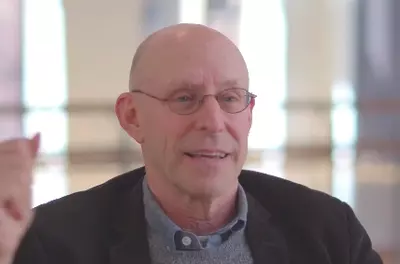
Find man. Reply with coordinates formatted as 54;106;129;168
0;24;382;264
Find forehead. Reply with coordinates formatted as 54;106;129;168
139;35;249;93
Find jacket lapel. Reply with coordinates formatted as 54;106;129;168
245;192;290;264
109;175;152;264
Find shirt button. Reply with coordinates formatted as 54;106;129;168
181;236;192;246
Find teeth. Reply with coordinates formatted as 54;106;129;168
186;152;228;158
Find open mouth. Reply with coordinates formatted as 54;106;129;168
184;152;229;159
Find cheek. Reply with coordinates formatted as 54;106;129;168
141;114;165;146
228;115;252;144
144;115;183;152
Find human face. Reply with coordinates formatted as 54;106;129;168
118;30;254;199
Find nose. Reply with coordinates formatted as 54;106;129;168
194;96;225;132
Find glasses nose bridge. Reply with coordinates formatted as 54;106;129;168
199;93;219;104
197;93;222;111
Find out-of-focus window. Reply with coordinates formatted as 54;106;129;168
0;0;22;140
331;81;357;206
238;0;287;177
22;0;69;206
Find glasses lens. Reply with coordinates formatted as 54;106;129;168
166;88;253;115
168;89;199;114
217;88;250;113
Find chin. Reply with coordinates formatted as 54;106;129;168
177;171;237;198
181;185;225;199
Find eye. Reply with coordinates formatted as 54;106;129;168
175;95;193;102
170;91;197;103
223;95;238;102
220;91;240;102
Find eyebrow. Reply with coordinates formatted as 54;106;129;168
169;79;243;90
218;80;241;88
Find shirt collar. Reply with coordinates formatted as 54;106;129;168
142;176;248;251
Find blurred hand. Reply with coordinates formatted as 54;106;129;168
0;134;40;264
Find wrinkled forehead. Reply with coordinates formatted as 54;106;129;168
135;35;249;95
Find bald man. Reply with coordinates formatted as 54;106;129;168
1;24;382;264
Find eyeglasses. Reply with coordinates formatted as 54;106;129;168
131;88;256;115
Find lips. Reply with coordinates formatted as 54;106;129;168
184;151;229;159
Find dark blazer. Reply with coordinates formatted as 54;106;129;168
13;167;383;264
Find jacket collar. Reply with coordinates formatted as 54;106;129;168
245;192;289;264
109;173;152;264
109;167;289;264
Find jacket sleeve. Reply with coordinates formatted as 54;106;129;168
342;202;383;264
12;225;47;264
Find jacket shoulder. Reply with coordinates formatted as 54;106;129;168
239;170;383;264
27;168;143;239
15;167;146;264
239;169;347;227
34;166;145;221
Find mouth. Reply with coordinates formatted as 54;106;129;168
184;151;229;160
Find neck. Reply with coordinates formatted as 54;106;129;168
164;192;237;235
146;177;238;235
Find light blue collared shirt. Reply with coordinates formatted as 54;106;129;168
142;176;248;251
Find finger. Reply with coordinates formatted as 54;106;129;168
4;199;23;221
29;133;41;159
3;193;33;221
0;208;30;259
2;185;33;223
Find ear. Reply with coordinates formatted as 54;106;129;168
115;92;144;144
248;97;255;125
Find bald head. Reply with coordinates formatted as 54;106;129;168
128;23;248;92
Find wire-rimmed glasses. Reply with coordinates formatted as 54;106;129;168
131;88;256;115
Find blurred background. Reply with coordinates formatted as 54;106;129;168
0;0;399;262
